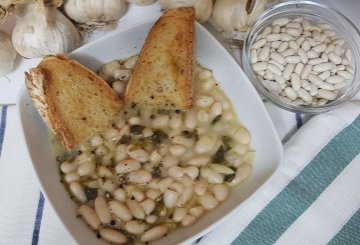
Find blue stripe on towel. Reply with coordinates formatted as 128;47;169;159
295;113;303;128
0;106;8;157
232;115;360;245
328;208;360;245
31;192;45;245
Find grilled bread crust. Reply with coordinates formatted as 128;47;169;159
25;54;123;151
124;7;195;110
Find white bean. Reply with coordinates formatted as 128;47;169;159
286;28;301;37
127;146;149;163
157;178;174;192
187;155;210;166
301;40;310;51
198;193;219;210
209;101;223;118
173;207;187;222
78;205;101;230
185;111;197;129
94;196;112;224
113;69;132;81
273;18;290;26
300;64;312;79
109;200;132;221
77;161;95;176
182;215;196;227
213;184;230;202
270;41;282;49
64;171;80;183
126;200;145;220
252;38;266;49
294;63;304;76
145;215;158;224
127;170;152;184
197;109;210;122
194;180;208;195
90;135;103;147
196;95;214;107
298;88;313;103
189;206;205;218
162;154;179;168
326;75;345;84
141;225;168;242
291;73;301;91
209;163;235;175
269;60;284;71
125;220;147;235
318;71;330;80
114;188;127;202
115;159;141;174
337;70;353;80
267;33;282;42
169;144;186;157
267;63;282;75
200;167;224;184
250;49;258;64
308;74;324;86
233;127;251;144
60;161;77;174
195;134;216;154
229;164;252;187
70;182;87;203
146;189;161;200
100;228;127;244
284;87;297;100
115;144;128;162
176;186;193;207
185;166;199;179
283;64;294;80
318;89;337;100
152;115;169;128
313;62;334;72
140;199;155;215
252;62;267;71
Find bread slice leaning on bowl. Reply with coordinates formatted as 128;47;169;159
25;54;123;151
124;7;195;110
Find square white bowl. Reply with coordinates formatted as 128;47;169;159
18;19;283;245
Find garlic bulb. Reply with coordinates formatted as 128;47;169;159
212;0;267;33
12;0;81;58
63;0;128;29
0;30;17;76
159;0;213;22
127;0;156;6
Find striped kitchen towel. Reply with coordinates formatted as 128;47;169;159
198;100;360;245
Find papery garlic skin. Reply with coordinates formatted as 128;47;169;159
64;0;128;27
127;0;156;6
0;30;17;76
12;3;81;58
159;0;213;22
212;0;267;33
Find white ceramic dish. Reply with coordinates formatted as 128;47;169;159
18;19;283;245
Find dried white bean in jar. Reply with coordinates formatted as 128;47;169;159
250;16;354;106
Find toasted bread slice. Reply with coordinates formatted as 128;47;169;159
25;54;123;151
124;7;195;110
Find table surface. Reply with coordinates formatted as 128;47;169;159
1;1;360;245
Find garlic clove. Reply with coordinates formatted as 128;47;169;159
0;30;17;76
12;2;81;58
159;0;213;22
212;0;266;34
126;0;157;6
63;0;128;30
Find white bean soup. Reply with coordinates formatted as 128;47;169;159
57;56;254;244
